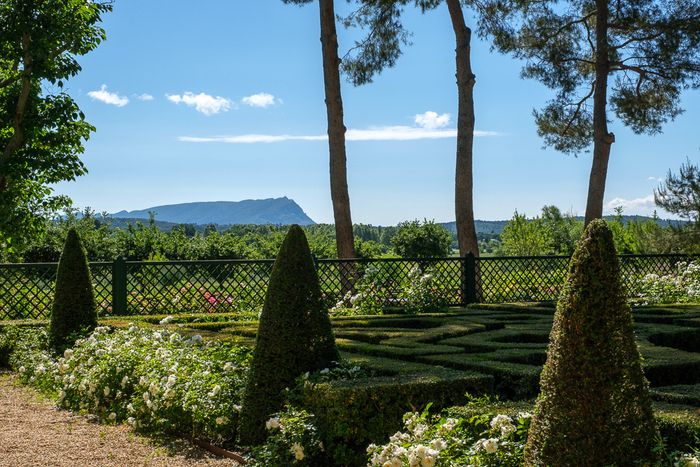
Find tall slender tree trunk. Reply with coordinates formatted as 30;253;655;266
319;0;356;295
585;0;614;226
319;0;355;260
446;0;478;258
446;0;480;303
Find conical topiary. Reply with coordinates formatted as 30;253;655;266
239;225;340;444
49;228;97;351
524;219;658;466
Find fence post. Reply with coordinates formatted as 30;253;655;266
463;253;477;305
112;257;127;315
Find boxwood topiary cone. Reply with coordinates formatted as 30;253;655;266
49;228;97;351
524;219;658;466
239;225;339;445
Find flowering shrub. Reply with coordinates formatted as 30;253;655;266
633;261;700;305
400;266;449;314
249;406;325;466
10;325;251;442
331;265;448;315
332;265;389;315
366;404;531;467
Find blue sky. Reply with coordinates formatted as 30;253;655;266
55;0;700;224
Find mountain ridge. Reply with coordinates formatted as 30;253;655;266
111;197;315;226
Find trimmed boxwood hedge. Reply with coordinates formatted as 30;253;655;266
301;369;494;466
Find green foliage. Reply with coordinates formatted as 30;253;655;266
8;324;251;442
486;1;700;154
49;228;97;351
392;220;452;258
524;220;659;466
367;402;532;467
250;406;326;466
331;264;450;315
655;157;700;252
0;0;111;251
239;225;340;445
498;210;552;256
633;260;700;305
301;369;493;466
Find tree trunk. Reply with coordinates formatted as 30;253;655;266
584;0;614;226
0;33;33;193
446;0;478;258
319;0;356;294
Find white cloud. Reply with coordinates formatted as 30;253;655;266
87;85;129;107
647;176;663;182
605;194;656;213
166;92;232;116
137;93;154;101
414;111;451;130
178;126;499;144
242;92;279;108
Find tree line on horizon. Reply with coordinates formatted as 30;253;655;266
1;0;699;260
5;197;696;264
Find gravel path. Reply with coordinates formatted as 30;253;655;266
0;373;241;467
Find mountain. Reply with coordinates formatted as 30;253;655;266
111;197;315;226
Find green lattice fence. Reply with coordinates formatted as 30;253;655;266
1;253;698;319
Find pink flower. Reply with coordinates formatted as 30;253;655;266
207;296;217;305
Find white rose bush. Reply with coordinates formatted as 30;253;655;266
9;324;251;443
367;404;532;467
249;406;325;466
633;260;700;305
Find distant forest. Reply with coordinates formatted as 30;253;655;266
4;207;694;264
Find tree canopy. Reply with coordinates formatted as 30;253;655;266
486;0;700;223
0;0;111;252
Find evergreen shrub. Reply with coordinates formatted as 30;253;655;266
524;219;658;466
239;225;339;444
49;228;97;351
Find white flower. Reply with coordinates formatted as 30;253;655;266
159;315;174;325
121;376;129;388
142;392;150;402
490;414;515;437
108;412;117;421
478;438;498;454
18;366;26;373
320;368;330;374
265;417;281;430
678;454;700;467
232;404;242;412
223;362;235;372
166;374;177;387
169;333;180;343
127;417;136;425
215;416;228;425
127;403;134;412
290;442;305;461
63;349;74;360
103;387;110;396
208;385;221;397
430;438;447;451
